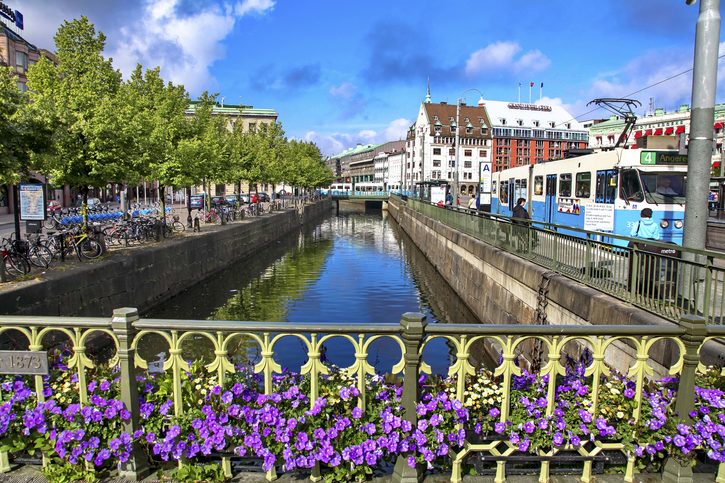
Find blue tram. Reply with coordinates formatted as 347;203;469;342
490;148;688;246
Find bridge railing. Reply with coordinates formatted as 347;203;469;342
400;195;725;325
0;310;722;482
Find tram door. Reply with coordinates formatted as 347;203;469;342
544;174;557;224
508;178;515;212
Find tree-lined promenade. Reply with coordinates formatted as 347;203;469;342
0;16;333;226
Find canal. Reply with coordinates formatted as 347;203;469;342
146;205;485;374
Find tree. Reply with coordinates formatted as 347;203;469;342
26;16;132;227
250;122;286;195
287;140;332;191
0;67;50;185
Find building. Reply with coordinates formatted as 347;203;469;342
372;141;405;189
406;89;494;195
386;151;405;191
185;100;278;133
483;100;588;171
326;143;379;186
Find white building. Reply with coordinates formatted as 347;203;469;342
405;89;494;195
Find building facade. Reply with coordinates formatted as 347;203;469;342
372;141;405;189
483;100;588;171
406;95;494;195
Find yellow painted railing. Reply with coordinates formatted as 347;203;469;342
0;310;722;482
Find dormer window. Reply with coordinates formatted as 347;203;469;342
565;123;571;129
516;119;523;126
533;120;540;127
549;121;555;128
500;118;507;125
433;115;439;121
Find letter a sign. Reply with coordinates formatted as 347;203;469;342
480;162;492;193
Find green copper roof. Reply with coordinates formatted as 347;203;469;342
331;143;381;158
186;102;278;117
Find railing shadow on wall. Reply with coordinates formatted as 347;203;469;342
0;309;724;482
395;194;725;326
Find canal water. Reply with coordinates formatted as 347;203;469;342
146;205;484;374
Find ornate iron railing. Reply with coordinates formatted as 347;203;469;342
400;196;725;325
0;310;722;482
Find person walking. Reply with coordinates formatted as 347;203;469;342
630;208;661;240
467;195;477;211
512;198;531;252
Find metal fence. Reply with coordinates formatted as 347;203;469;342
401;196;725;325
0;310;722;482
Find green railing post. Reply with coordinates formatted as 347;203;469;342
392;312;427;483
663;314;707;483
111;308;150;481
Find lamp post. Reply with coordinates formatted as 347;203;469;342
453;89;485;205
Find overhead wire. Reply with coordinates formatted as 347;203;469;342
557;53;725;127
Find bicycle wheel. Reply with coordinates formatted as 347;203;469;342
78;239;103;259
172;221;185;232
28;245;52;268
4;253;30;276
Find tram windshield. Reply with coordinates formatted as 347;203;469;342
640;172;686;204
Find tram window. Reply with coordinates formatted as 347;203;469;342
559;173;572;197
492;180;497;193
500;182;508;204
534;176;543;196
620;170;644;202
595;169;616;204
575;172;591;198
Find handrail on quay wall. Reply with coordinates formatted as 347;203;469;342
0;310;722;482
395;194;725;325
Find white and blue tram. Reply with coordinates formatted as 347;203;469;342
490;148;688;245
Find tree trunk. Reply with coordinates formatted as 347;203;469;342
81;186;89;230
186;186;192;228
159;185;166;225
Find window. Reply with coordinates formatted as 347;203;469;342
492;180;497;193
16;81;27;92
500;181;509;204
433;148;441;155
619;169;644;202
464;161;472;168
575;172;591;198
479;150;488;157
481;127;488;135
449;148;455;156
248;122;257;132
15;52;27;73
596;169;617;204
500;118;507;125
534;176;544;196
449;160;455;167
464;149;472;157
433;160;441;167
466;127;473;134
558;173;572;197
434;125;441;133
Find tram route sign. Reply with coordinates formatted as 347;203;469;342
640;151;688;165
0;350;48;375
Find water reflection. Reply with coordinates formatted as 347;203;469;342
147;208;484;374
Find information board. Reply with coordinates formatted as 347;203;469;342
479;162;492;193
19;183;45;221
0;351;48;375
431;186;446;205
584;203;615;232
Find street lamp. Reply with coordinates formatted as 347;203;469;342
453;89;485;204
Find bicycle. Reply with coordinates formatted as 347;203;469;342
1;238;30;278
66;227;104;260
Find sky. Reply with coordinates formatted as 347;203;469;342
6;0;723;156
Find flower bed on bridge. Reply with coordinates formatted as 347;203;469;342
0;352;724;482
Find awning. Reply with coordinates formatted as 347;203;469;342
654;128;663;135
644;129;653;136
634;130;643;138
664;127;674;135
715;122;724;129
675;125;685;134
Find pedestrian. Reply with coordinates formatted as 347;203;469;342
445;190;453;206
512;197;530;223
630;208;661;241
467;195;477;211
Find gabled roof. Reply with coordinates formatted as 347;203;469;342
421;102;493;138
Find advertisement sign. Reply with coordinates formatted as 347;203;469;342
0;2;23;29
479;193;491;205
19;183;45;221
584;203;615;232
431;186;446;205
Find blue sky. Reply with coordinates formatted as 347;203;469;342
11;0;719;155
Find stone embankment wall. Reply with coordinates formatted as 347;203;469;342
387;197;723;374
0;201;331;317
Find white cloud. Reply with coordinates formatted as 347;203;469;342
465;41;550;77
235;0;275;16
330;82;356;99
304;118;412;157
109;0;275;94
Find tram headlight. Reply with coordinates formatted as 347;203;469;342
674;220;683;229
660;220;670;229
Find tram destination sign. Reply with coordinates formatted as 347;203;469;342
640;151;688;165
0;350;48;375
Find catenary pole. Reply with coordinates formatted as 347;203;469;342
683;0;720;251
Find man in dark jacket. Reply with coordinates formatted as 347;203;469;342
512;198;531;252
